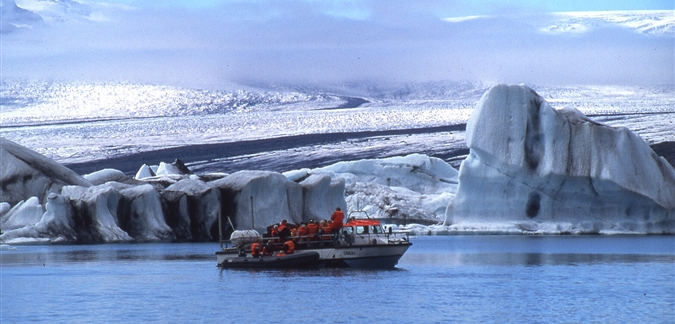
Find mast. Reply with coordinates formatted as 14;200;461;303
250;196;255;229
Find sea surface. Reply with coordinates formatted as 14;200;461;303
2;235;674;323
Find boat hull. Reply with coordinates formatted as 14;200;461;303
217;251;321;269
307;243;411;269
216;242;412;269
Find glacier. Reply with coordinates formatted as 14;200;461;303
1;82;674;243
445;84;675;234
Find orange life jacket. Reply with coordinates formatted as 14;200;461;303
307;223;319;241
283;240;295;254
270;228;280;242
331;210;345;230
321;226;332;241
251;242;261;257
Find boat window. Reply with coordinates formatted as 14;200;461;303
356;226;369;234
342;227;354;235
372;226;383;234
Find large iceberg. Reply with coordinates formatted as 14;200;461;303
445;84;675;234
0;140;349;243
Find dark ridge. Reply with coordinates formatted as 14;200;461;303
334;97;370;109
64;124;466;175
651;141;675;168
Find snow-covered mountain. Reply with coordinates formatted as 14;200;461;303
541;10;674;35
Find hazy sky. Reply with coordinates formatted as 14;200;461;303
2;0;673;89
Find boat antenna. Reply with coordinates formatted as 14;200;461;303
250;196;255;229
218;202;223;248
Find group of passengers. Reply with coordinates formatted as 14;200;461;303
250;207;345;258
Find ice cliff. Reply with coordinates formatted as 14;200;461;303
446;84;675;234
0;141;349;243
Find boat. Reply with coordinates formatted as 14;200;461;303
216;214;412;269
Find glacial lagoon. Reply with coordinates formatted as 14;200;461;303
2;235;673;323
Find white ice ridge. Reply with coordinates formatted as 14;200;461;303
292;154;458;223
446;84;675;234
0;144;349;243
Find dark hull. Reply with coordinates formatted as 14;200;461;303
217;251;321;269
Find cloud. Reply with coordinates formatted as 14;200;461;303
2;0;673;88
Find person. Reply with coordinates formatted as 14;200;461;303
270;224;280;242
295;223;308;244
307;219;319;241
278;219;292;242
277;240;295;256
318;220;332;244
250;241;262;258
262;241;273;256
330;207;345;232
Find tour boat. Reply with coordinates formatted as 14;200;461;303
216;217;412;269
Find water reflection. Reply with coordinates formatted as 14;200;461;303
218;266;407;280
0;244;215;267
403;252;675;267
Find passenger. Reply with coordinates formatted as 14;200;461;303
307;219;319;240
270;224;280;242
330;207;345;232
278;219;292;242
262;241;273;256
277;240;295;257
319;220;332;243
284;240;295;254
296;223;308;244
250;241;262;258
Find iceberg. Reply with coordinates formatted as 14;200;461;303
446;84;675;234
0;137;92;206
211;170;305;233
0;138;351;243
286;153;458;224
162;178;220;240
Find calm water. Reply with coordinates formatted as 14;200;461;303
2;236;674;323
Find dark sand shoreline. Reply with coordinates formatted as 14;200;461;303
65;124;467;175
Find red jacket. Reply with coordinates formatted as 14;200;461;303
331;210;345;230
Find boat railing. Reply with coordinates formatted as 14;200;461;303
349;231;410;245
258;234;337;249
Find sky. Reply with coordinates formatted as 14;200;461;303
1;0;673;89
